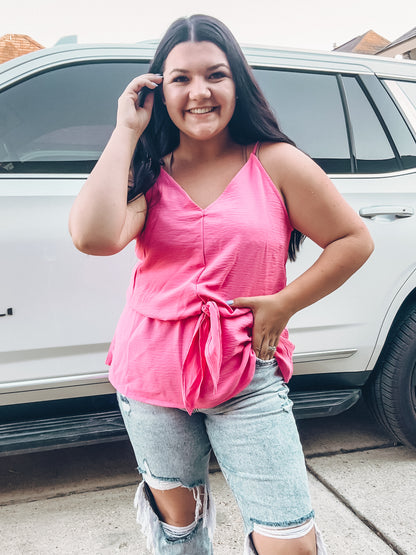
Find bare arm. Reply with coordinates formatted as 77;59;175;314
231;142;374;359
68;74;163;255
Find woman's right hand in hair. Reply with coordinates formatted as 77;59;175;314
69;75;162;256
117;74;163;134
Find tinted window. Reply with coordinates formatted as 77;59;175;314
342;76;399;173
360;75;416;170
396;80;416;109
0;62;148;174
383;79;416;152
253;69;351;173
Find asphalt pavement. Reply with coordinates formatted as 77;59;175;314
0;398;415;554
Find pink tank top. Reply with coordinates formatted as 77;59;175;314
106;146;295;414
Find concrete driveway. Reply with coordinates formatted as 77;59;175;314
0;399;415;554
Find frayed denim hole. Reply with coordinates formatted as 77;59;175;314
117;393;131;416
250;510;315;529
139;460;182;489
243;534;257;555
135;478;216;546
276;384;293;413
253;518;314;538
134;482;160;553
139;460;215;535
282;397;294;413
163;519;202;544
138;460;204;489
245;523;327;555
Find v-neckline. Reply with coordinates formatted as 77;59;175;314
160;153;254;212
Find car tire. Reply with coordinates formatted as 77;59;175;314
365;303;416;449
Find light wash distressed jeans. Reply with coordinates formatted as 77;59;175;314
118;358;326;554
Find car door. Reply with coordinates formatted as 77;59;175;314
254;66;416;380
0;59;148;404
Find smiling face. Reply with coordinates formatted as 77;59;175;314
162;41;236;142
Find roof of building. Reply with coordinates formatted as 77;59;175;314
0;34;44;64
333;29;390;55
377;26;416;53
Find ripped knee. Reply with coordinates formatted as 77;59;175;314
134;464;216;549
147;482;205;526
138;461;206;525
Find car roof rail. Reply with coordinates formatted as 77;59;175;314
54;35;78;46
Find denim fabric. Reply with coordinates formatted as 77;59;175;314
118;359;314;554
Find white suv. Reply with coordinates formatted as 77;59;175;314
1;42;416;452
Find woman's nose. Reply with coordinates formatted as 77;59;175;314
189;78;211;100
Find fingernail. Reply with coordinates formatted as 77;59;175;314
226;300;234;306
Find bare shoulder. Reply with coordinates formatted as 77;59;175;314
258;140;298;161
259;142;367;249
258;141;324;186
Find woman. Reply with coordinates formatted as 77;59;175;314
69;14;373;555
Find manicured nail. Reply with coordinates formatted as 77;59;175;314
226;300;234;306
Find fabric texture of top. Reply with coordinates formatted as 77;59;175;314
106;146;295;414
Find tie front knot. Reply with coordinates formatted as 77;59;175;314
182;301;223;414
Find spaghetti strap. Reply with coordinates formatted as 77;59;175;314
252;142;260;157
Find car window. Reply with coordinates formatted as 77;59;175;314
383;79;416;144
359;75;416;171
341;75;399;173
0;61;149;174
394;80;416;110
253;69;351;174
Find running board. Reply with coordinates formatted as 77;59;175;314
0;410;127;456
290;389;361;419
0;389;361;455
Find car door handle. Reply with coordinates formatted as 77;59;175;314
359;206;414;219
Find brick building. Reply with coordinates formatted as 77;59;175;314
0;34;44;64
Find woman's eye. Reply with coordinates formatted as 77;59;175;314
209;72;226;80
172;75;188;83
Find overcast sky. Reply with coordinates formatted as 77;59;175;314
2;0;415;52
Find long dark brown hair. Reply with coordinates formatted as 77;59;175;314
129;14;304;260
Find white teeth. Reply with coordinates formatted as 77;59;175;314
189;107;214;114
